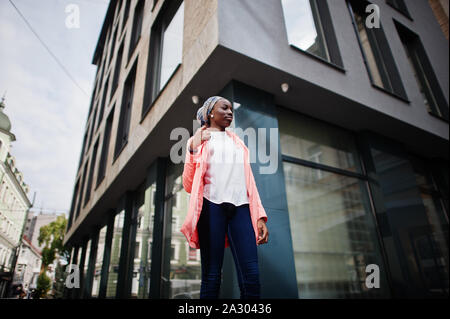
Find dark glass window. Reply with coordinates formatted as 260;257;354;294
395;21;449;121
279;107;391;298
111;42;124;100
114;60;137;158
369;148;449;297
84;139;99;206
97;106;114;187
87;107;98;152
142;0;184;117
122;0;131;31
78;131;88;169
348;0;408;100
76;161;89;218
129;0;144;61
68;180;80;229
281;0;343;67
96;76;110;131
108;27;118;68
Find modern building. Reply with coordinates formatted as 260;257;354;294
64;0;449;299
0;99;32;297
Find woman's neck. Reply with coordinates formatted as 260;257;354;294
207;125;225;132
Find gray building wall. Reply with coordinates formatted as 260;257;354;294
217;0;448;137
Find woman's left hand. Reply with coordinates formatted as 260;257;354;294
257;219;269;245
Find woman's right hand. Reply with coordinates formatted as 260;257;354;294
190;125;210;150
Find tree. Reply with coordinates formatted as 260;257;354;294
35;273;51;299
36;215;69;298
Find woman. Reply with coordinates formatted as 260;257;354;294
180;96;269;299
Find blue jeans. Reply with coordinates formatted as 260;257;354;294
197;197;260;299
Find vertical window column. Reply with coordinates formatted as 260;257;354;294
348;0;408;100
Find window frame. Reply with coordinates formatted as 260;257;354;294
386;0;412;20
281;0;345;71
347;0;409;102
128;0;144;62
394;20;449;122
84;138;100;207
96;105;115;188
114;59;138;160
141;0;184;120
110;41;124;102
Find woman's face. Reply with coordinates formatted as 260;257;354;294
209;99;233;128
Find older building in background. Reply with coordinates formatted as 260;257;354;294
12;235;41;294
24;212;60;252
0;99;32;297
65;0;449;299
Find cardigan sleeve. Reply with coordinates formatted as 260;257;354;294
249;161;268;223
182;136;202;194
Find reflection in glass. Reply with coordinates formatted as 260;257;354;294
279;107;362;174
402;41;433;112
106;209;125;298
131;181;156;298
83;239;91;283
160;1;184;91
162;164;201;299
91;225;107;298
283;162;389;298
353;10;387;89
398;31;444;118
371;148;449;297
281;0;330;61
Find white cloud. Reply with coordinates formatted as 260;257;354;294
0;0;108;213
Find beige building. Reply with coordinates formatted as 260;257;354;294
0;99;32;297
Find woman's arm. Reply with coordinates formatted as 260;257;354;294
182;126;210;193
182;137;199;194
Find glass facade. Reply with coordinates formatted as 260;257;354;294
369;148;449;297
91;225;107;297
279;109;363;174
279;108;390;298
160;1;184;91
161;163;201;299
106;208;125;298
131;180;156;298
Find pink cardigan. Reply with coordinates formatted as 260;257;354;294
180;129;268;249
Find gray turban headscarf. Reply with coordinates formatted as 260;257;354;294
196;96;224;126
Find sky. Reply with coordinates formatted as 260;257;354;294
0;0;109;216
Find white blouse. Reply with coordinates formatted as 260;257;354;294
203;131;249;206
